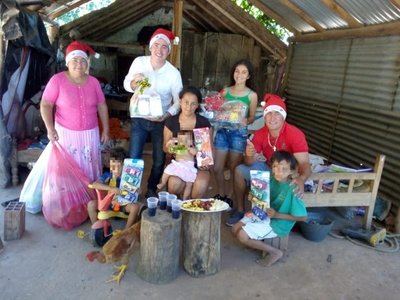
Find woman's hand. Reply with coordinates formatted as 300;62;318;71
47;129;59;142
101;130;110;144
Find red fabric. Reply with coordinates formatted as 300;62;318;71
65;41;96;57
150;28;175;41
251;122;309;163
262;94;286;113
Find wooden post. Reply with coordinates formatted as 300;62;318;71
136;209;181;284
170;0;183;69
182;211;221;277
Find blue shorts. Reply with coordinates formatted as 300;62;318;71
214;128;247;153
236;161;270;186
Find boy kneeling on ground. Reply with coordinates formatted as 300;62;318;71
232;150;307;267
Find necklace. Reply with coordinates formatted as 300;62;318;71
267;132;279;152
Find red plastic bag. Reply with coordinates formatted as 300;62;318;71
42;142;96;230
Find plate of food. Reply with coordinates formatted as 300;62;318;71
181;198;229;213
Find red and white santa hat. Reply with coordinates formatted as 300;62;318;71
261;94;287;119
65;41;100;66
149;28;177;52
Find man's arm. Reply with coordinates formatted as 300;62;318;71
292;151;311;195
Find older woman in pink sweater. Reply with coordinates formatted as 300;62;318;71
40;41;110;181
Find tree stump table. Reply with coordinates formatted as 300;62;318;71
182;210;221;277
136;209;181;284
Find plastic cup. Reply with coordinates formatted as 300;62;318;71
171;199;182;219
166;194;177;213
158;191;169;210
147;197;158;217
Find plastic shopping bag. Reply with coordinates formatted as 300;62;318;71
42;142;96;230
19;145;52;214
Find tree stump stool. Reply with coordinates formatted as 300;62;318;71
136;209;181;284
262;235;289;263
182;211;221;277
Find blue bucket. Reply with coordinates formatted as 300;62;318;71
299;212;334;242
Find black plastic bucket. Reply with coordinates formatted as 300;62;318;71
299;212;334;242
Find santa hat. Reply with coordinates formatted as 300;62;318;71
261;94;287;119
65;41;100;66
149;28;177;52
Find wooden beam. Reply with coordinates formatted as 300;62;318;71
183;9;212;32
390;0;400;9
295;20;400;42
171;0;183;69
161;0;195;11
79;39;145;51
48;0;90;20
206;0;287;61
321;0;362;28
248;0;298;34
279;0;324;31
90;3;159;41
191;0;236;32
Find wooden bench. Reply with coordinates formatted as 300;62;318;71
302;154;385;230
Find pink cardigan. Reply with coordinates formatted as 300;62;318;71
42;72;105;130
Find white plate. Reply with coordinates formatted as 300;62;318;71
181;199;229;213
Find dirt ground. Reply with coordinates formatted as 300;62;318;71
1;162;400;300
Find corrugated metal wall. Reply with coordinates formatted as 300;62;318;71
285;35;400;211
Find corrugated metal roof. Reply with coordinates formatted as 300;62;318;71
291;0;348;29
259;0;317;32
337;0;400;25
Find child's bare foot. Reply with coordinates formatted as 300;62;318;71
157;183;165;190
256;249;283;267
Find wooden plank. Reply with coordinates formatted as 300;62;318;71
206;0;287;61
215;33;240;89
171;0;183;69
295;21;400;42
191;32;206;88
390;0;400;9
181;31;195;86
203;32;219;90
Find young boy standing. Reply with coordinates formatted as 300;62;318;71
232;150;307;267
